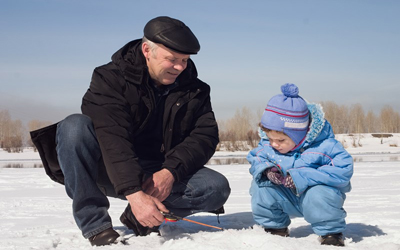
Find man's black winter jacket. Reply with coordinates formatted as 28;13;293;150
81;39;219;194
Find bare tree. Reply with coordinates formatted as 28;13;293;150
349;103;365;134
246;129;259;148
321;101;350;134
0;110;12;148
2;119;24;152
320;101;342;133
393;112;400;133
364;110;378;133
320;101;336;130
336;105;350;134
225;107;255;140
380;105;396;133
217;107;258;151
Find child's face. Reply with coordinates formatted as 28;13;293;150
266;130;296;154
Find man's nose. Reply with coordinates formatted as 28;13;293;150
174;62;185;71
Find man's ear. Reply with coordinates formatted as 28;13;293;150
142;42;150;59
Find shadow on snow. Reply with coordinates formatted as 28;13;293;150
117;212;385;244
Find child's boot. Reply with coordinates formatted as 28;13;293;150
264;227;289;237
320;233;345;246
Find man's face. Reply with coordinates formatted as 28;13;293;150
266;130;296;154
142;42;190;86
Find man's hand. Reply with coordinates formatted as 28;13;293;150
126;191;168;228
142;168;175;202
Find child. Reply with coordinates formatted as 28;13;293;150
247;83;353;246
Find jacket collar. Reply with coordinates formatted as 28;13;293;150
111;39;147;85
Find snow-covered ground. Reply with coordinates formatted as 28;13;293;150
0;134;399;249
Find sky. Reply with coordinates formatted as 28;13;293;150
1;0;399;124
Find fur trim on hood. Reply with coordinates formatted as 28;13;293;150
305;103;326;144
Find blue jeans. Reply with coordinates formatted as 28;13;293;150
56;114;230;238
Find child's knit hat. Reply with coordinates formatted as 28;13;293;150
261;83;310;145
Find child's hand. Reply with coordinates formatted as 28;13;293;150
266;168;296;189
265;167;284;185
283;175;295;189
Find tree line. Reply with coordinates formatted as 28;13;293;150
0;102;399;152
217;103;400;151
0;110;51;152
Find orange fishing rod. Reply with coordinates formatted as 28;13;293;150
161;211;223;230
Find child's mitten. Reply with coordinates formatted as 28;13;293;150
265;167;284;185
283;175;296;189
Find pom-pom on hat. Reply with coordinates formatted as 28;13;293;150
144;16;200;55
261;83;310;145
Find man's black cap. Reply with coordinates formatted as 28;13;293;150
144;16;200;55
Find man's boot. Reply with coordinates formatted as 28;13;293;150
120;204;160;236
88;227;120;246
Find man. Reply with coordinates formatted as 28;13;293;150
31;16;230;246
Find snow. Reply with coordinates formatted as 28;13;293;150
1;134;400;249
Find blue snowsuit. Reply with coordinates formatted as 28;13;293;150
247;103;353;236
